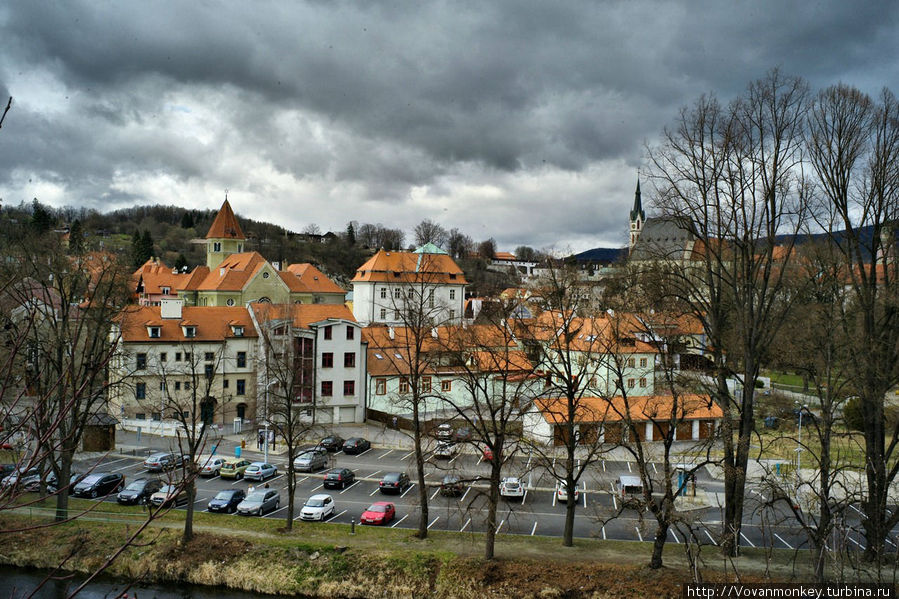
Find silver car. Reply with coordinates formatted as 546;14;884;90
293;450;328;473
237;489;280;516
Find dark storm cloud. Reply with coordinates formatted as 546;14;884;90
1;1;898;250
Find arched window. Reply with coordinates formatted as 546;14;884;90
257;297;272;303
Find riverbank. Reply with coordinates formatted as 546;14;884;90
0;507;807;598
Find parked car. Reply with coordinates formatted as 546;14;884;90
300;493;335;521
440;475;464;497
342;437;371;455
323;468;355;490
557;480;580;504
207;489;246;514
237;489;280;516
500;477;525;499
45;471;88;495
143;453;183;472
435;423;454;441
293;449;328;473
0;464;17;478
72;473;125;498
243;462;277;482
482;447;494;462
220;458;252;480
197;455;225;477
360;501;395;525
434;442;456;459
150;484;188;508
117;478;163;505
616;475;643;508
1;466;39;490
453;427;472;443
379;472;411;494
318;435;345;452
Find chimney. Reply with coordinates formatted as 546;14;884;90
431;327;438;339
161;299;183;320
388;327;395;340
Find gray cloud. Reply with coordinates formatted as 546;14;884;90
1;1;897;252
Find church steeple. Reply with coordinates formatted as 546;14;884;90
628;179;645;252
206;197;246;268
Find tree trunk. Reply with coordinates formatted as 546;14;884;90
562;438;576;547
55;447;75;522
650;520;669;569
485;463;500;560
412;401;428;539
183;473;195;543
285;460;295;531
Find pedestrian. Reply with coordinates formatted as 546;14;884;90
248;485;255;494
392;416;398;429
257;431;264;450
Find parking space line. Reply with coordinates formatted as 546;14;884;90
531;522;537;536
635;526;643;542
230;478;245;485
268;506;289;517
773;533;793;550
670;529;680;543
310;483;324;491
390;514;408;528
601;526;606;540
430;487;440;501
552;490;557;507
849;504;865;519
847;535;866;550
704;529;717;545
369;487;380;497
496;519;504;534
330;509;346;520
193;497;207;505
357;448;373;457
740;532;755;547
526;455;531;469
522;489;528;504
460;487;471;502
103;458;131;468
627;462;632;473
401;483;416;498
111;463;139;473
267;474;283;484
460;518;471;532
886;537;897;548
367;470;381;479
296;476;309;485
339;481;359;494
601;460;606;472
582;489;587;508
401;451;414;460
378;450;394;460
651;462;657;474
428;516;439;529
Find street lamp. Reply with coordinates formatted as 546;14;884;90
264;379;278;463
795;402;807;475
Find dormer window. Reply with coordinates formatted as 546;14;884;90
147;326;161;338
183;326;197;338
449;274;457;280
231;325;244;337
160;287;170;295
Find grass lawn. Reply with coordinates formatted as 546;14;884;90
751;422;866;469
765;370;806;389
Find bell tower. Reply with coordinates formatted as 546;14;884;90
628;179;645;252
205;197;246;268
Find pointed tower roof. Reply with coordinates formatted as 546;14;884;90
206;199;246;240
629;180;645;223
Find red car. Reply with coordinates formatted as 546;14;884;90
360;501;395;525
482;447;494;462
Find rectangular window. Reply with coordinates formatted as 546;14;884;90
324;325;332;340
449;309;455;320
223;379;229;389
136;413;146;420
237;351;246;368
639;357;648;368
343;380;355;396
184;352;191;362
421;376;431;393
627;378;636;389
175;381;181;391
185;381;191;390
159;381;166;391
149;327;160;338
639;377;647;388
394;287;401;298
185;327;196;338
160;352;167;362
376;378;386;395
407;288;414;298
135;382;146;400
346;326;354;340
428;290;434;308
236;379;245;395
441;380;452;392
344;352;355;368
449;289;456;300
321;381;333;396
399;378;410;394
136;353;147;370
627;358;635;368
175;352;182;362
394;309;401;319
322;352;333;368
205;352;214;361
379;308;387;319
204;364;214;378
380;288;387;299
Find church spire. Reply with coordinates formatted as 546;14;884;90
629;179;645;223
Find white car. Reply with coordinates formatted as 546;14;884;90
499;477;525;498
557;480;580;503
300;493;335;521
434;442;456;459
198;455;224;477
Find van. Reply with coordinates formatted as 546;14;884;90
616;475;643;506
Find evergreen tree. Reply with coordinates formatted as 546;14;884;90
181;211;194;229
140;230;154;261
346;222;356;245
174;253;188;272
68;219;84;254
30;199;53;235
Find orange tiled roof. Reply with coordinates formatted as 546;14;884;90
535;394;722;425
351;250;467;285
282;263;345;295
251;302;355;330
133;259;194;295
524;311;658;354
493;252;516;261
118;305;257;342
205;199;246;240
194;252;271;291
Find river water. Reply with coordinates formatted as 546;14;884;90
0;565;286;599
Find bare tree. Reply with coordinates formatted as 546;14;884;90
414;219;448;249
447;228;474;261
806;83;899;567
647;69;810;556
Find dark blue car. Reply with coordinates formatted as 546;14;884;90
207;489;246;514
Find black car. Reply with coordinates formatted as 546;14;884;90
440;475;464;497
0;464;16;478
72;472;125;498
207;489;246;514
117;478;164;505
379;472;411;494
342;437;371;455
323;468;355;490
319;435;345;452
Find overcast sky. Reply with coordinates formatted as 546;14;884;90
1;2;897;253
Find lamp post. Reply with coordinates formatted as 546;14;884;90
264;379;278;463
795;402;806;475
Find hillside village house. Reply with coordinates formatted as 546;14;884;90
249;303;366;425
108;300;258;426
351;244;467;326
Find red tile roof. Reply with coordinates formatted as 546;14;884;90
250;302;355;330
194;252;271;291
351;250;467;285
534;394;722;424
205;199;246;240
282;263;345;294
132;259;194;295
118;305;257;342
